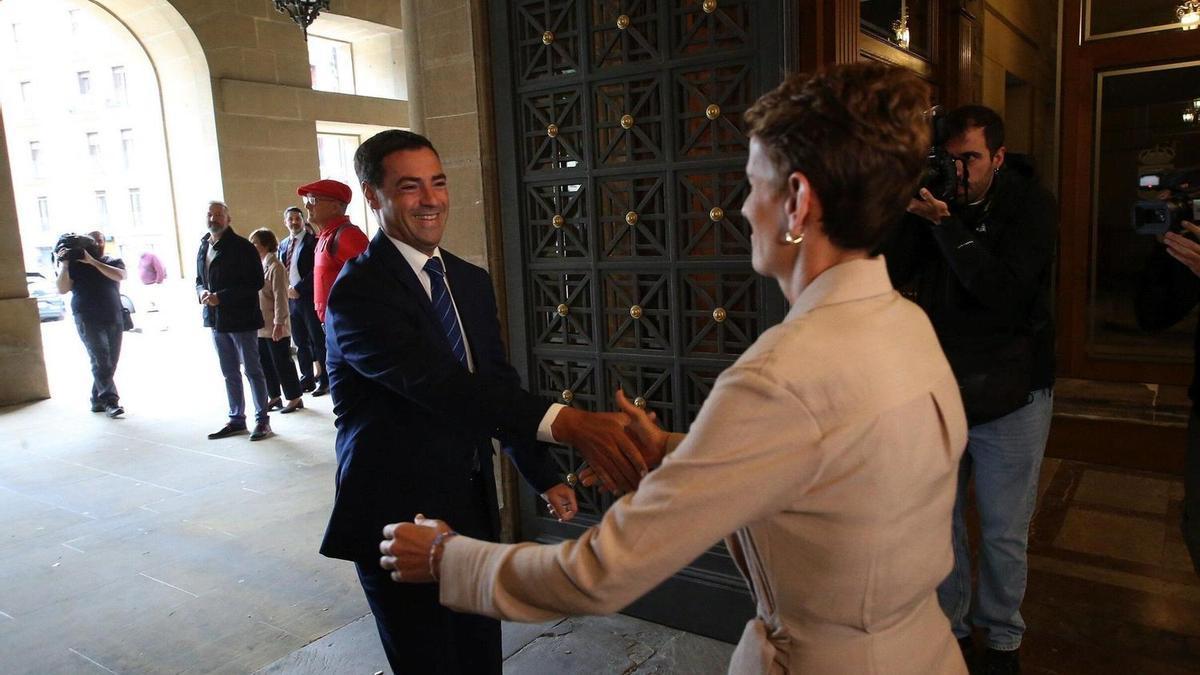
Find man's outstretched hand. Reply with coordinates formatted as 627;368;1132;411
551;406;645;493
579;389;669;491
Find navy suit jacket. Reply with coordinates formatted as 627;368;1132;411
278;231;316;300
320;232;560;563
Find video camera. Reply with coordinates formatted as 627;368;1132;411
53;233;101;263
1132;168;1200;236
918;106;963;202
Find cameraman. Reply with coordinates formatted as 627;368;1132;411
878;105;1056;673
55;230;128;418
1135;219;1200;575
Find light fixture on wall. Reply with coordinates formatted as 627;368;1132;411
892;1;911;49
1179;1;1200;30
1184;107;1196;124
273;0;331;40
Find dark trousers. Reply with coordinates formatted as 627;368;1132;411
74;315;122;406
211;329;269;424
257;337;302;401
288;297;327;388
1184;410;1200;575
355;471;501;675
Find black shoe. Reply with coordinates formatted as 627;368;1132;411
249;421;273;441
207;423;248;440
280;399;304;414
91;402;105;413
105;404;125;419
300;379;316;393
983;648;1020;675
311;385;329;397
266;397;283;411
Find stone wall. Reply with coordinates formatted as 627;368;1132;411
0;112;50;405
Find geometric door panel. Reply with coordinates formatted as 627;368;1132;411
492;0;784;642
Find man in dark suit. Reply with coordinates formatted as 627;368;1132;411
277;206;326;398
320;130;647;674
195;200;272;441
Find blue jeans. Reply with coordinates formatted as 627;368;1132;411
74;315;122;406
937;388;1053;651
211;329;269;424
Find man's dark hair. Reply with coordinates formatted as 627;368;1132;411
354;130;439;189
744;63;930;251
945;104;1005;155
283;206;304;218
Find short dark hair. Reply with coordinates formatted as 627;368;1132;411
354;130;439;189
744;63;930;251
945;104;1005;155
283;206;304;218
249;227;278;252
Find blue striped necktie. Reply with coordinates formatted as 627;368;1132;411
424;256;468;367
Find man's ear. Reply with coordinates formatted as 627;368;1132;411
993;146;1006;171
362;182;380;210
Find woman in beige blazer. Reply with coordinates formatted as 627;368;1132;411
380;64;969;674
249;228;304;414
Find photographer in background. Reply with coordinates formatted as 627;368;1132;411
877;105;1057;674
55;230;128;418
1135;218;1200;575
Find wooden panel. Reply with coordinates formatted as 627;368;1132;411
1047;415;1186;475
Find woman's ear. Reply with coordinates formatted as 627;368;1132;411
785;172;810;233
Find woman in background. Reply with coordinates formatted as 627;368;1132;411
249;228;304;415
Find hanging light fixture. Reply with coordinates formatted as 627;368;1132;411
1179;1;1200;30
273;0;331;40
1184;108;1196;124
892;1;911;49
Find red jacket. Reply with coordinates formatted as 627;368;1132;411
313;215;369;322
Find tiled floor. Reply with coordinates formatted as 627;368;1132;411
2;285;1198;673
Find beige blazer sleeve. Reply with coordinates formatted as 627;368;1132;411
268;260;290;333
439;359;825;621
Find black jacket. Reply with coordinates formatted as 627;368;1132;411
320;232;559;563
1136;244;1200;403
278;231;316;300
194;228;264;333
879;154;1057;420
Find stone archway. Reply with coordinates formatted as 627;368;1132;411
87;0;221;277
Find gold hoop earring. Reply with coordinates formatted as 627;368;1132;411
783;230;804;245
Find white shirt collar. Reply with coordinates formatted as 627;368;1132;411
384;232;442;280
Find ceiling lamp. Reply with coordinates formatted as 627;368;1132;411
1179;1;1200;30
892;2;911;49
273;0;331;40
1183;108;1196;124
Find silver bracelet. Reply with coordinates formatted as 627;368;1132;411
429;530;458;582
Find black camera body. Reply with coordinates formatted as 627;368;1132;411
919;106;962;202
54;233;100;262
1132;168;1200;236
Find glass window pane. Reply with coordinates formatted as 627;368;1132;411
860;0;932;57
308;36;355;94
1089;61;1200;361
1087;1;1188;39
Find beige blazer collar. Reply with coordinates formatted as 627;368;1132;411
785;256;894;320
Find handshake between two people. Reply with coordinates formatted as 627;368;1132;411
378;389;669;584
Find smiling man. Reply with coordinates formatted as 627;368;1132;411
319;129;648;674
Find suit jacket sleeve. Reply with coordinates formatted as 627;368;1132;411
438;361;825;620
469;269;562;493
326;261;551;445
295;234;315;295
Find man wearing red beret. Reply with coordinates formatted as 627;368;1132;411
299;178;368;322
297;178;369;397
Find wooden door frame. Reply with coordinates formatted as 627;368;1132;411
1056;0;1200;385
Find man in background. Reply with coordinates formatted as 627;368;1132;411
56;230;127;418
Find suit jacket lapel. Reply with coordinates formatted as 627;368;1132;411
367;232;440;328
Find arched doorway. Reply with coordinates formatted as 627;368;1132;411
0;0;220;280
